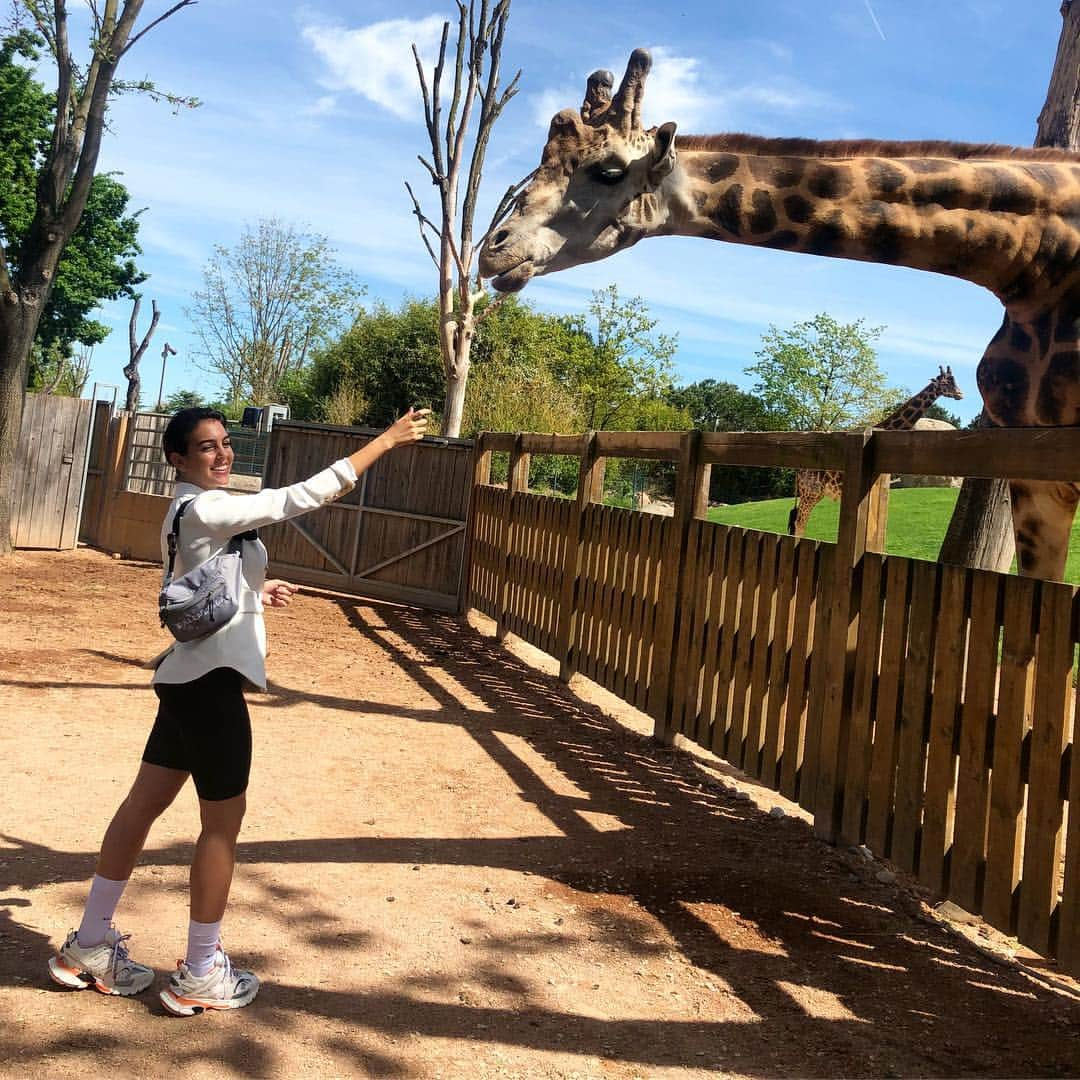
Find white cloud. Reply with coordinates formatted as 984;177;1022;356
640;48;709;130
303;95;339;117
302;15;446;121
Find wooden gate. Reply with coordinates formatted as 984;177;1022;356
11;392;94;550
261;420;474;612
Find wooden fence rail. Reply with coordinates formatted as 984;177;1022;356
464;426;1080;976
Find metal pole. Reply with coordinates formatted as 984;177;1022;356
157;342;177;411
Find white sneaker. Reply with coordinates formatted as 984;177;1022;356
159;946;259;1016
48;927;155;996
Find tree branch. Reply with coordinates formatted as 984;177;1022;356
405;181;442;269
120;0;197;57
474;290;509;324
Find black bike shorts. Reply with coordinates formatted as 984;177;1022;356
143;667;252;801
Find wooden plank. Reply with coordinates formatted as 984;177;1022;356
840;551;886;846
697;527;733;752
813;431;876;841
762;536;798;791
871;427;1080;484
983;575;1039;933
1016;583;1074;956
555;435;604;681
614;510;644;701
518;433;587;456
919;563;969;894
594;430;683;460
800;550;831;812
671;520;706;737
865;556;913;855
949;570;1002;913
1056;592;1080;975
701;430;848;472
744;533;778;777
711;528;747;761
647;432;702;737
891;559;941;874
779;538;818;802
633;515;665;712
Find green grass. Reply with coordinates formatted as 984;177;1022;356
706;487;1080;585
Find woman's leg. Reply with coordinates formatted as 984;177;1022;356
190;792;247;923
96;761;189;881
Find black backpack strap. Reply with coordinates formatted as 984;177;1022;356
165;497;259;583
164;496;197;587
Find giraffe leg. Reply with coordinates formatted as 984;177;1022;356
1009;479;1079;581
793;493;820;538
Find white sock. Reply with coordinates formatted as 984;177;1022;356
76;874;128;948
185;918;222;978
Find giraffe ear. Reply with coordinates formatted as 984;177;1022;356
648;122;677;184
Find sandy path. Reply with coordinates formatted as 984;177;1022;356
1;547;1079;1079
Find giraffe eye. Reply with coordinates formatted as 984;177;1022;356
591;165;626;185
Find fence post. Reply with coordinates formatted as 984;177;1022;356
813;429;877;841
648;429;704;743
456;437;492;616
496;434;531;643
555;432;604;682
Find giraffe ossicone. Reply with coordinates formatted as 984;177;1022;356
478;49;1080;580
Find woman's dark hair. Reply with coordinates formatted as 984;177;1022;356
163;408;228;462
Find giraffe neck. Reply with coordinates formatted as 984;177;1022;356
659;148;1080;309
877;381;943;430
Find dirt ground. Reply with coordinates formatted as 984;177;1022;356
3;548;1080;1079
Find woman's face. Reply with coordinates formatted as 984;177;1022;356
170;419;234;489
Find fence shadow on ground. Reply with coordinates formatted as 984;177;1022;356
4;600;1080;1075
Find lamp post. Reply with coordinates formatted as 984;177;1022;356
157;342;177;411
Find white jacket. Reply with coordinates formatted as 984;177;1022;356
153;458;358;689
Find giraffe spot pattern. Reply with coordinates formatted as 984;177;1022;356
807;217;846;256
713;184;744;237
705;155;741;182
1037;351;1080;425
783;194;814;224
1053;315;1080;343
913;176;968;211
865;161;907;195
767;229;799;249
985;167;1038;215
749;189;777;234
977;356;1031;427
1010;323;1033;352
771;159;806;189
807;165;854;200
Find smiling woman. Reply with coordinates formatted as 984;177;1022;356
48;404;430;1016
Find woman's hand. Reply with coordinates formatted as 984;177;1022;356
381;408;431;449
261;579;298;608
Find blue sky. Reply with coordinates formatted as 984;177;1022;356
63;1;1066;422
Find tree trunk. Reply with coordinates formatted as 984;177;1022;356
0;306;37;554
940;3;1080;571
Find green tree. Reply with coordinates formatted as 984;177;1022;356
746;313;891;431
554;285;678;430
189;219;364;408
0;1;196;555
0;31;145;382
298;298;445;427
666;379;774;432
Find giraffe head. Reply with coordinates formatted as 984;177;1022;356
931;365;964;401
479;49;678;291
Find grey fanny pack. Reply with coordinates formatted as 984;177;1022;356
158;497;257;643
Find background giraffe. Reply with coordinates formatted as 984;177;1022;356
788;367;964;536
479;50;1080;580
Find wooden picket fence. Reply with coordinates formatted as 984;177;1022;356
463;426;1080;974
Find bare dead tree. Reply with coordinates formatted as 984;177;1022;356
123;295;160;411
407;0;521;437
0;0;196;555
939;0;1080;572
